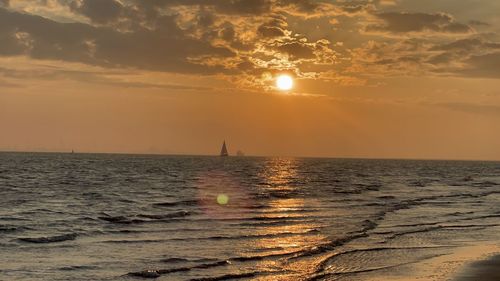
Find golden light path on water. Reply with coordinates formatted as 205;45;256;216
252;158;327;279
193;158;327;279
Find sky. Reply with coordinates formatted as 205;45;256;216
0;0;500;160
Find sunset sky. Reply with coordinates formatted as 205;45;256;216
1;0;500;160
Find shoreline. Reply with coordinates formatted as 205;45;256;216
366;243;500;281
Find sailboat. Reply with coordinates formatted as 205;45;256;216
220;141;229;157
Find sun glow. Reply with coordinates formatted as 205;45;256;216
276;74;294;91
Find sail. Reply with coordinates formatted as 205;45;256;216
220;141;229;157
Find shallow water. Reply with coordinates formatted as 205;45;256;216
0;152;499;280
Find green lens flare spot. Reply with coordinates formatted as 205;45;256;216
217;194;229;205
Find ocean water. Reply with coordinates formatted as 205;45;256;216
0;152;499;281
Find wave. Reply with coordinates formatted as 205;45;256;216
271;195;455;263
98;211;191;225
309;254;445;281
473;181;499;187
102;239;171;244
189;272;259;281
96;213;327;227
128;260;231;278
127;270;161;278
0;216;30;222
0;225;28;233
443;223;500;229
98;215;146;225
138;211;191;219
168;229;320;242
237;220;317;227
107;229;320;244
229;252;286;262
383;219;500;242
315;245;452;273
153;200;199;207
18;233;78;243
59;265;98;271
161;257;217;263
104;227;205;235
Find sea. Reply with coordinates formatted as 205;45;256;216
0;152;499;280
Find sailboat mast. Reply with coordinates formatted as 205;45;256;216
220;141;229;157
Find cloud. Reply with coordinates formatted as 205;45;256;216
214;0;273;15
438;102;500;116
425;38;500;78
348;35;500;80
69;0;123;24
0;0;9;8
257;15;288;38
430;38;500;52
278;0;318;12
0;7;235;74
469;20;490;27
275;41;315;59
459;52;500;79
1;0;499;93
129;0;274;17
0;64;212;90
347;39;431;76
366;12;474;34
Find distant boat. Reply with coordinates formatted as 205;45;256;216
71;150;74;154
236;150;245;157
220;141;229;157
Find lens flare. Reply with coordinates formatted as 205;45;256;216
195;171;254;219
217;194;229;205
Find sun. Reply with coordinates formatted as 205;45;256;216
276;74;294;91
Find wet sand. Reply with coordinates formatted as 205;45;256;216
454;254;500;281
365;243;500;281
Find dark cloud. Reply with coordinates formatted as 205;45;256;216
219;23;236;41
341;5;367;14
70;0;124;24
2;0;497;85
131;0;273;16
125;0;341;20
460;52;500;79
427;52;454;65
215;0;273;15
277;0;318;12
258;24;286;37
0;1;344;79
275;41;315;59
430;38;500;52
0;33;25;56
367;12;474;34
427;38;500;67
469;20;490;27
352;35;500;79
196;8;216;27
0;8;234;74
257;15;288;38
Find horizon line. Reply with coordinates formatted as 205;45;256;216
0;149;499;163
